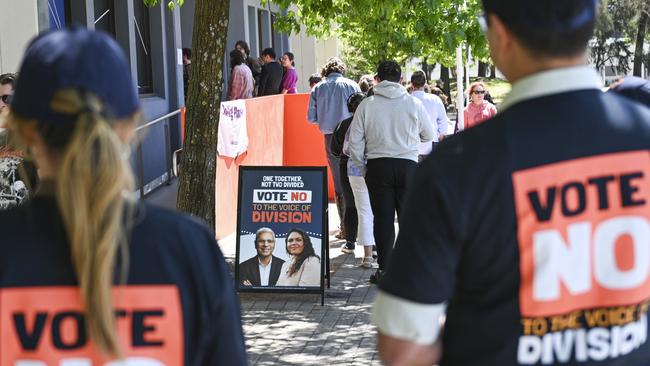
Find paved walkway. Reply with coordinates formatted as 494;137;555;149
218;206;381;365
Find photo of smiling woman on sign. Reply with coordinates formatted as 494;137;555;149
276;228;321;287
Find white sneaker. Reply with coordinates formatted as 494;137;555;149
340;242;356;254
360;256;374;269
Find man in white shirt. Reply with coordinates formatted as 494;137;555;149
239;227;285;287
409;70;449;161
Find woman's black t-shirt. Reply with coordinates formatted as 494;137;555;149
0;195;247;365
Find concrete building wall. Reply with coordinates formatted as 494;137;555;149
289;30;340;93
315;38;339;72
179;0;196;49
288;28;317;93
0;0;39;74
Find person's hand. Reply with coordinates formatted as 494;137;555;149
243;280;252;286
439;133;445;141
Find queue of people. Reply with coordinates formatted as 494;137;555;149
227;42;300;99
309;58;459;283
182;41;302;101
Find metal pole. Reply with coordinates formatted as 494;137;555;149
137;144;145;199
466;45;471;91
456;45;465;131
164;121;173;185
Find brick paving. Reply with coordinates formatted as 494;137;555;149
218;206;382;365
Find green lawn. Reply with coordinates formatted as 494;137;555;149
481;78;511;105
448;77;512;106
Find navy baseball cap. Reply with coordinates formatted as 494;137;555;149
482;0;598;32
610;76;650;108
12;27;139;125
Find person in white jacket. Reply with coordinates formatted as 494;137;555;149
347;60;434;284
410;70;449;161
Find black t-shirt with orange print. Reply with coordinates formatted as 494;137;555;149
382;89;650;365
0;195;247;365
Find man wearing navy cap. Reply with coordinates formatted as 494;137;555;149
373;1;650;365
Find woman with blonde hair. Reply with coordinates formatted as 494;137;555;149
463;81;497;129
0;28;246;363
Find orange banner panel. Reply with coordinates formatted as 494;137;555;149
215;95;285;239
282;94;335;200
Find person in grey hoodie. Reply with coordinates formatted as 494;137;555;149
348;60;434;283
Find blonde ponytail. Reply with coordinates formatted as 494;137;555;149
48;90;135;356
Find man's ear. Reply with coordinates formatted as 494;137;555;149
488;14;514;60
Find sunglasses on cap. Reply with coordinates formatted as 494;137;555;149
0;94;12;105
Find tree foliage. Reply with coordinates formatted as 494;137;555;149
590;0;649;76
265;0;489;68
143;0;185;11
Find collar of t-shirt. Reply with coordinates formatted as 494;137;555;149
499;65;602;112
326;73;343;80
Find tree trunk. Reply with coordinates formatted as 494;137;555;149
440;65;451;99
428;63;437;81
490;64;496;78
422;57;429;80
177;0;230;230
478;61;487;77
633;10;648;76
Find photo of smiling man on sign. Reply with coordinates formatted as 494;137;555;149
239;227;285;287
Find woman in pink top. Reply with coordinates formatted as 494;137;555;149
228;49;254;100
463;81;497;129
280;52;298;94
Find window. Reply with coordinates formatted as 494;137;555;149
133;0;154;94
48;0;70;30
271;12;277;51
271;13;284;53
257;9;270;56
247;6;258;58
94;0;115;36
